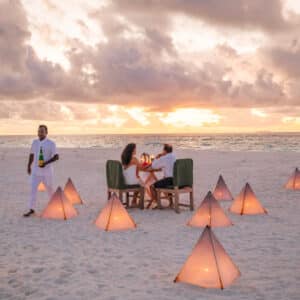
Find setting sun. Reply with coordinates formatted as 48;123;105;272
160;108;220;128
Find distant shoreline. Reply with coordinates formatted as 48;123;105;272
0;131;300;137
0;133;299;152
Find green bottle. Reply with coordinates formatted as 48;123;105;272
38;147;44;167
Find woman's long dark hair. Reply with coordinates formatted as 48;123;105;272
121;143;136;166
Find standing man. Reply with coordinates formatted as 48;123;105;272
149;144;176;208
23;125;59;217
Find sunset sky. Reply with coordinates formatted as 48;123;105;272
1;0;300;134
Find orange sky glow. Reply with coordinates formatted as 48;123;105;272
1;0;300;134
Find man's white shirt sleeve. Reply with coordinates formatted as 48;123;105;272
152;156;164;169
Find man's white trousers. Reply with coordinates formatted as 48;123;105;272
29;174;54;209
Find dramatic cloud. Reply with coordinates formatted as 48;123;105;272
0;0;30;71
1;0;300;132
113;0;297;32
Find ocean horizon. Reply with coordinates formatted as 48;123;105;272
1;132;299;152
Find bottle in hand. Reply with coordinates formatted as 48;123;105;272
38;147;44;167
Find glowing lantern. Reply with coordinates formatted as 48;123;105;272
285;167;300;190
37;181;46;192
41;187;78;220
174;226;241;289
229;183;267;215
213;175;233;201
63;178;83;205
187;191;232;227
95;193;136;231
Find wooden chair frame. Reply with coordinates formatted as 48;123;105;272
106;160;144;209
156;186;194;213
107;187;145;209
155;158;194;213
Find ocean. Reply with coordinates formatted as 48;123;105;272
0;133;299;152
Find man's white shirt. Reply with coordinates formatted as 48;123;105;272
30;138;57;177
152;153;176;178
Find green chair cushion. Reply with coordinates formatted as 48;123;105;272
106;160;127;189
106;160;142;190
173;159;193;188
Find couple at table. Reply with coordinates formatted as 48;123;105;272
121;143;176;207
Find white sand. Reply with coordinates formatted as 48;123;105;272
0;147;299;300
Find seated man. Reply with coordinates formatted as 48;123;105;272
149;144;176;208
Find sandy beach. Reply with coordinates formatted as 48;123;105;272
0;147;299;300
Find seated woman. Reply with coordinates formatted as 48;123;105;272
121;143;144;205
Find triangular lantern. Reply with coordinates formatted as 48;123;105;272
63;178;83;205
187;191;232;227
95;193;136;231
285;168;300;190
41;187;78;220
213;175;233;201
174;226;241;289
38;181;46;192
229;183;267;215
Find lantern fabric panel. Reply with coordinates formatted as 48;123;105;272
95;194;136;231
187;191;232;227
213;175;233;201
38;181;46;192
64;178;83;205
41;187;78;220
285;168;300;190
175;227;240;289
229;183;267;215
